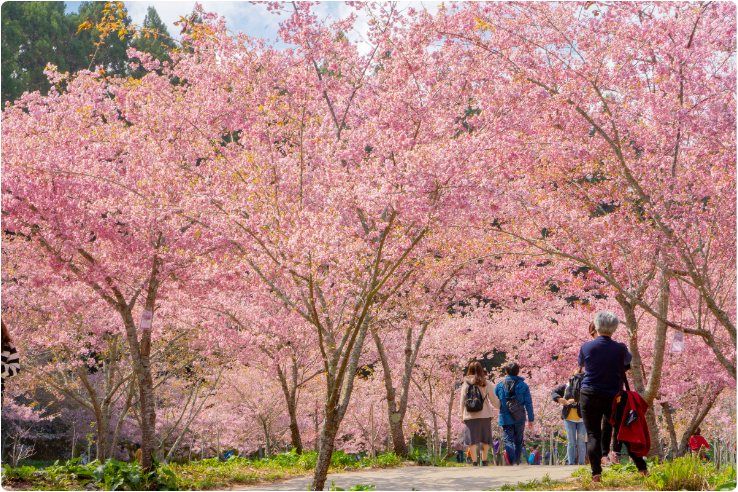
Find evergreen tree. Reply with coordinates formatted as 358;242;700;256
75;1;132;75
131;6;175;63
1;2;90;103
1;1;135;105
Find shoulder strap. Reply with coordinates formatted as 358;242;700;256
621;351;631;392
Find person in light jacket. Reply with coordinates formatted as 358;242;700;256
459;360;500;465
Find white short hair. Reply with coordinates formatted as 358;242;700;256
594;311;619;336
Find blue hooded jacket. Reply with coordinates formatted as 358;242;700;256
495;375;534;426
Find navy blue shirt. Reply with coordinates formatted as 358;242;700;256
578;336;632;397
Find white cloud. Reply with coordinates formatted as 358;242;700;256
124;1;284;42
124;1;441;49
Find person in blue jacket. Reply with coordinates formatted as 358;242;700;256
495;362;535;465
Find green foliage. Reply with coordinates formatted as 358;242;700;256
646;456;736;491
2;464;39;482
130;5;175;77
1;2;174;104
407;447;458;467
152;463;180;491
329;482;376;491
3;458;177;490
93;459;148;490
331;450;359;468
75;1;132;74
1;1;89;103
2;451;403;491
505;456;736;491
363;452;403;469
715;481;737;491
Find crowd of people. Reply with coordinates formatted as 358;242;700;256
2;311;714;475
458;311;657;482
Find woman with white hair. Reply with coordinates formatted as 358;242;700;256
577;311;642;482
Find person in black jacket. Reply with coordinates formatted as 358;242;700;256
552;371;586;465
579;311;638;482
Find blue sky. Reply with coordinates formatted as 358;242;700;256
65;1;441;50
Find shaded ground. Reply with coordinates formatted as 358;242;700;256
234;464;574;490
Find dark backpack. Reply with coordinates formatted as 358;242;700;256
465;384;485;412
565;373;583;402
503;379;527;422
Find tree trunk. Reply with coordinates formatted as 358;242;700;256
661;402;679;458
71;426;77;459
120;304;158;472
312;415;339;490
369;403;376;458
313;399;320;452
445;383;454;458
261;418;272;457
287;400;303;454
618;287;666;457
371;322;427;458
96;414;111;461
677;389;721;455
123;256;160;473
138;361;157;470
277;362;304;454
388;413;407;457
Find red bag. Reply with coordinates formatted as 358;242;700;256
611;390;651;457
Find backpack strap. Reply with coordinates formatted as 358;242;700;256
505;378;518;398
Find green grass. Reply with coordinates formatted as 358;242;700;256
1;450;403;490
498;456;736;491
500;473;566;490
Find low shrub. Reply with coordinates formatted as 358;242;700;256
2;449;404;490
646;455;734;491
366;452;403;469
93;459;147;491
331;450;359;468
407;448;460;467
2;464;39;482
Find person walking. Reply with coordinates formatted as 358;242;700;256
552;371;586;465
495;362;534;465
689;428;711;459
578;311;647;482
459;361;499;465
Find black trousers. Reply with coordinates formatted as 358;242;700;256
580;390;613;475
581;390;648;475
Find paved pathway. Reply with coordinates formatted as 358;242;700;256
235;464;574;490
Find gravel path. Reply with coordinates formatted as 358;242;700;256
234;464;575;490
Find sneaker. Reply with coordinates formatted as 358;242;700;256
592;474;602;483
